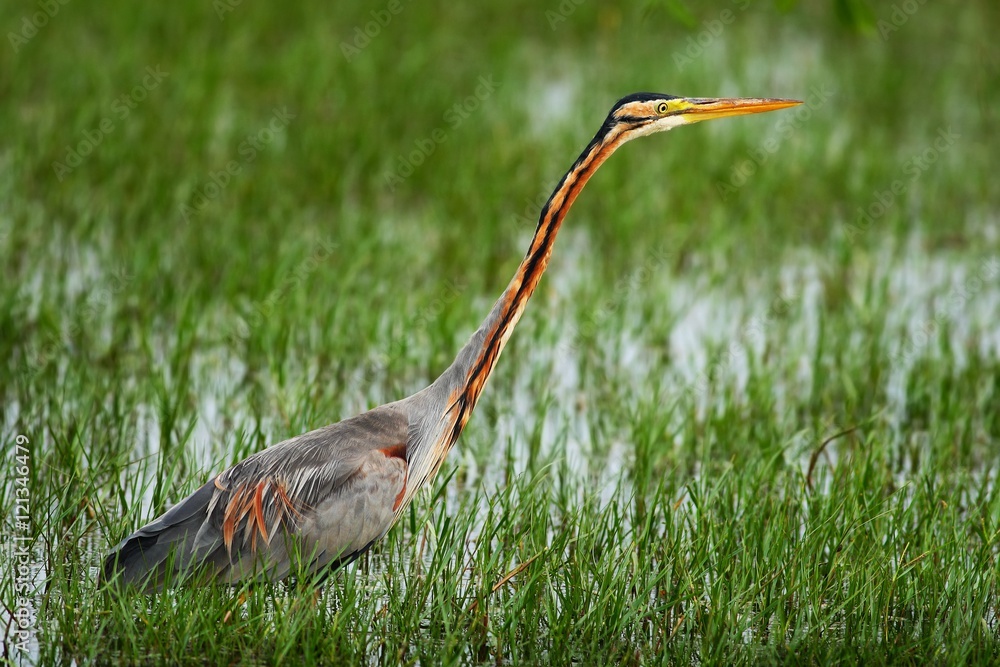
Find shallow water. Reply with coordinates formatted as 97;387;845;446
3;227;998;664
10;229;997;517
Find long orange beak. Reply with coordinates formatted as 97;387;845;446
679;97;802;122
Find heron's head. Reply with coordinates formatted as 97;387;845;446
603;92;801;142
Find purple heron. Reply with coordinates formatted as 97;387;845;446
102;93;800;591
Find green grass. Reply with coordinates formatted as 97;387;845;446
2;0;999;664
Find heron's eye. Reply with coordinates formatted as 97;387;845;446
656;102;670;115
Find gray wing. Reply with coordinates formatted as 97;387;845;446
102;403;412;591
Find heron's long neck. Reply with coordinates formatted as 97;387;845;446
432;125;627;447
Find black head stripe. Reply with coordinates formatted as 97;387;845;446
611;92;679;112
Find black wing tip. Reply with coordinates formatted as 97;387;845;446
100;533;164;591
99;477;220;591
